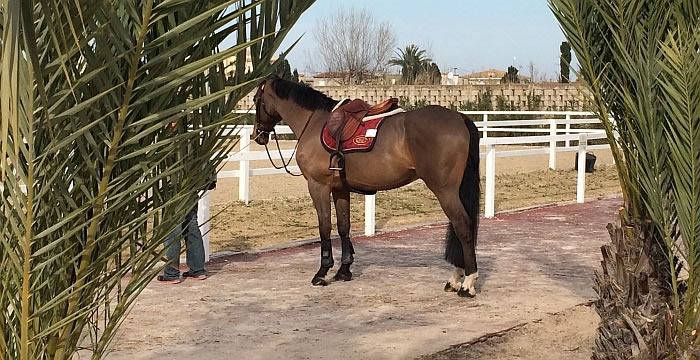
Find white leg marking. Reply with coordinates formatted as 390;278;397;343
462;271;479;295
448;268;465;290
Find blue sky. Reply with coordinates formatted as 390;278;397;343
274;0;572;81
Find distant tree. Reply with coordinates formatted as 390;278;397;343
292;68;300;82
501;65;520;83
527;60;539;83
415;61;441;85
427;62;441;84
389;44;432;85
313;7;397;84
559;41;571;83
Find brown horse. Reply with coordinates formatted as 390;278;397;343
253;77;481;297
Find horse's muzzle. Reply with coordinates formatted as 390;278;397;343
255;131;270;145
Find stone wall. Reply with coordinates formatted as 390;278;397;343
237;83;590;111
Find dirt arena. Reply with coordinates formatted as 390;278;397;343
102;142;622;359
106;198;620;359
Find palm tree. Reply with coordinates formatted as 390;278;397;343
0;0;313;359
388;44;432;85
550;0;700;357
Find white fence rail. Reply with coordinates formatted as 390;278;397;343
216;125;299;204
200;110;610;260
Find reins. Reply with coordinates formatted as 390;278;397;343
262;111;314;177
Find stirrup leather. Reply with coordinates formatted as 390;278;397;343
328;151;345;171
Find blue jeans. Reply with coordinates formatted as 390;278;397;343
163;204;206;279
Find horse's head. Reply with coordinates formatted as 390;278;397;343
253;77;283;145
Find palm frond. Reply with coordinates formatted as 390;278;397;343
0;0;314;358
550;0;700;354
658;23;700;328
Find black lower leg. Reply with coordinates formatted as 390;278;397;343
340;238;354;265
332;190;353;282
334;238;354;281
312;239;334;286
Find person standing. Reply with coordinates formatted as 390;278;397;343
157;203;208;284
157;119;215;284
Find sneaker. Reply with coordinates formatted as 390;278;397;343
182;271;207;280
157;275;182;284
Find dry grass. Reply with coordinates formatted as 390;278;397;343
208;164;621;252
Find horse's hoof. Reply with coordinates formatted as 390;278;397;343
444;282;458;292
312;276;329;286
457;288;476;298
334;271;352;281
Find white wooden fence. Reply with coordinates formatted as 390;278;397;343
199;111;610;261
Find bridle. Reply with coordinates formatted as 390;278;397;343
254;81;313;177
254;83;279;136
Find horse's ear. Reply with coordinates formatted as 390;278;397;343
264;75;279;93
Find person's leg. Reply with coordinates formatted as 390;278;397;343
183;204;206;277
160;224;183;282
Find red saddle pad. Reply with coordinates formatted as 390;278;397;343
321;116;387;153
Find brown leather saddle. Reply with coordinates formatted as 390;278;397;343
325;98;399;180
327;98;399;143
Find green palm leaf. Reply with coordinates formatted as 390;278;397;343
0;0;314;358
550;0;700;355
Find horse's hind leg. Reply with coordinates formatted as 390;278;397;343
308;180;334;286
332;190;354;281
444;263;464;292
433;190;478;297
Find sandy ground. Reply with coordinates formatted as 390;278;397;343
101;142;619;359
208;165;620;252
105;198;619;360
421;305;598;360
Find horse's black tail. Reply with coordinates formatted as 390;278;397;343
444;115;481;268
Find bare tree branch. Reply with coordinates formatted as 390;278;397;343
312;7;397;84
528;60;539;83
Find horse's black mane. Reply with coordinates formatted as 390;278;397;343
270;77;338;112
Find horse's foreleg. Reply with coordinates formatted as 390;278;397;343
332;190;353;281
309;180;333;286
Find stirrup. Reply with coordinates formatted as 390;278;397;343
329;152;345;171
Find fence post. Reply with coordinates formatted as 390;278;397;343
364;194;376;235
482;113;489;139
238;127;250;204
564;113;571;148
549;118;557;170
612;117;619;165
485;143;496;218
577;133;588;203
198;191;211;262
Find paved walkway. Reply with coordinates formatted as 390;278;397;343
107;197;620;360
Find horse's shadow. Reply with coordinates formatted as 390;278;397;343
319;236;496;293
322;225;599;300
